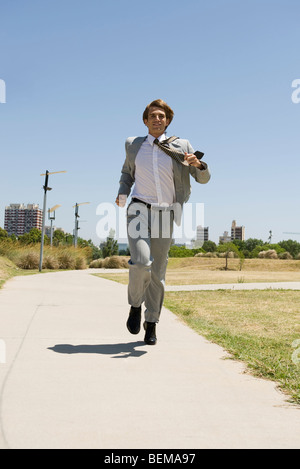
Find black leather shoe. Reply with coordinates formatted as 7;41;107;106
126;306;142;334
144;321;157;345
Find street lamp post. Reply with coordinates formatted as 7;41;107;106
73;202;90;247
48;204;61;246
39;171;66;272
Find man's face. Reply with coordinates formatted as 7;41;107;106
144;106;170;138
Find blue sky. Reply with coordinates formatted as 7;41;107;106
0;0;299;245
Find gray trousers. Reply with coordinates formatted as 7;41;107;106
127;201;174;323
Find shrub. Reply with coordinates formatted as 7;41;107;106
75;256;87;270
218;251;237;258
16;251;40;269
278;251;293;260
0;241;95;271
58;251;76;269
205;252;217;258
103;256;128;269
258;249;278;259
89;256;128;269
89;259;104;268
43;255;60;270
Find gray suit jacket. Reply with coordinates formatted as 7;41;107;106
118;136;211;222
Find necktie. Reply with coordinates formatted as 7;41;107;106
153;138;189;166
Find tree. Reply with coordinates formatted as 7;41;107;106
244;238;264;254
52;229;66;246
169;245;201;257
232;239;245;251
101;231;119;258
278;240;300;259
0;227;8;239
91;245;103;260
19;228;49;245
77;237;102;260
217;242;241;270
202;240;217;252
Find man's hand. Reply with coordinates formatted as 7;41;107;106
184;153;203;169
115;195;127;207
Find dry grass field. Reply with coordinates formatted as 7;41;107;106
166;257;300;284
94;257;300;285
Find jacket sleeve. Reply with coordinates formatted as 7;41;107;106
187;140;211;184
117;139;135;196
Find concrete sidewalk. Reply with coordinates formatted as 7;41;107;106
0;270;299;449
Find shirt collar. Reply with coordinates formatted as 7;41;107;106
147;133;166;146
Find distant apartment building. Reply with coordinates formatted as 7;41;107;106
191;226;209;248
196;225;209;242
231;220;245;241
45;226;55;238
4;204;43;237
219;231;232;244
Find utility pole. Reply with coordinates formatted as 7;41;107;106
39;171;66;271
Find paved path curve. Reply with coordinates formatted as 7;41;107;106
0;270;299;449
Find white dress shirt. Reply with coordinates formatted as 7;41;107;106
131;133;175;205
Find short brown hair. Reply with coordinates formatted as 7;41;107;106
143;99;174;128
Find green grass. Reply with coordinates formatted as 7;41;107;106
94;265;300;404
0;257;17;288
164;290;300;404
0;256;37;288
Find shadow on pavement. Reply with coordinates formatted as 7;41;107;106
48;341;147;358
